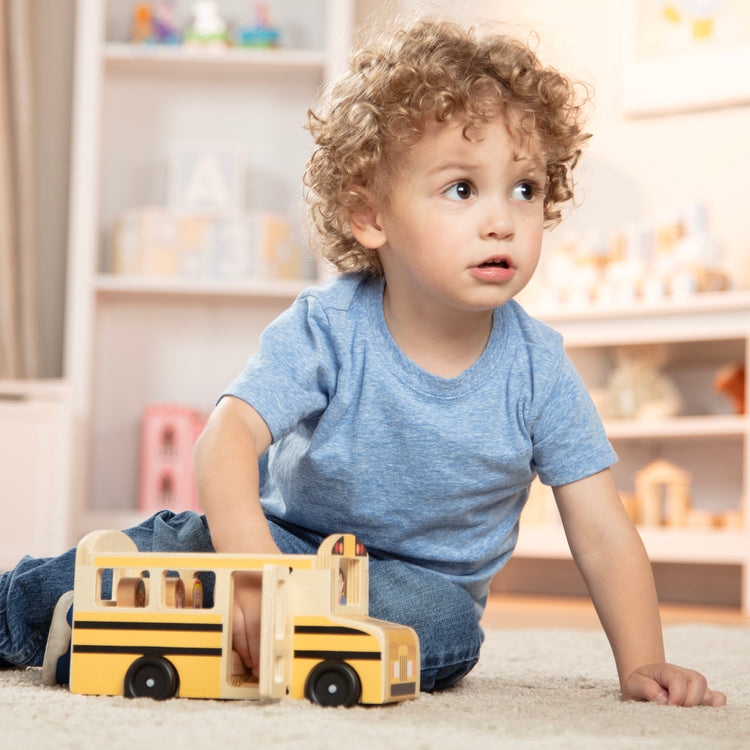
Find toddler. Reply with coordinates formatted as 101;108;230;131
1;18;725;706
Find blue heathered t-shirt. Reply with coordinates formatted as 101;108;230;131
223;273;616;612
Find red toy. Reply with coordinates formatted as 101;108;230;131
139;404;206;513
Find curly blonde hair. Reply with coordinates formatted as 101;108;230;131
304;18;591;276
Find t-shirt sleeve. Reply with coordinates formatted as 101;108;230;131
221;292;338;441
530;345;617;487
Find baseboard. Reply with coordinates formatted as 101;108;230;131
491;557;741;608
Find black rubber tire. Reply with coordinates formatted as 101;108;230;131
123;655;179;700
304;661;361;707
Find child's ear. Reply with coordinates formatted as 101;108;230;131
347;187;387;249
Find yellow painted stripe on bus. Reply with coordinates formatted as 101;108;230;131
91;553;315;570
292;633;377;651
73;630;222;648
74;610;223;624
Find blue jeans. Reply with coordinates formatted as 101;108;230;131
0;511;483;691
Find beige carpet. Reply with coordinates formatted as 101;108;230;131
1;624;747;750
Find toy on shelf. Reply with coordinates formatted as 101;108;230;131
68;531;419;706
139;405;206;514
132;3;154;43
236;1;280;48
591;345;682;421
714;363;746;415
540;202;731;310
107;138;315;282
131;2;181;45
625;459;743;529
634;459;691;527
184;1;229;50
110;207;312;281
152;1;181;44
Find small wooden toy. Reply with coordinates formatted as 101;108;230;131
632;458;743;529
68;531;419;706
634;459;691;527
139;405;206;514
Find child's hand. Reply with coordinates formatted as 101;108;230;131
231;571;264;673
622;663;726;706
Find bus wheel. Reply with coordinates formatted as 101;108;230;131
124;656;179;700
304;661;361;707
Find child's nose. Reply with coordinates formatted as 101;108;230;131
481;199;515;240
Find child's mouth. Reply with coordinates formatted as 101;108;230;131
471;256;515;282
479;259;510;269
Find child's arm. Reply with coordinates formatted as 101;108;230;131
195;396;276;553
552;469;726;707
194;395;280;671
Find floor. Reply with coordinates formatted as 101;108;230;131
480;594;750;630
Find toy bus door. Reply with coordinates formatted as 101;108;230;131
258;565;293;700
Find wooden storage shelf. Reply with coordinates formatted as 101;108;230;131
104;42;327;72
603;414;749;439
523;293;750;613
65;0;355;538
95;273;312;301
516;525;748;566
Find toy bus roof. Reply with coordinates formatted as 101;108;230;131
74;530;369;570
82;551;319;571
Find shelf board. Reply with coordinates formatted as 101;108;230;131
516;524;749;565
531;289;750;324
604;414;749;439
103;43;326;73
94;274;312;301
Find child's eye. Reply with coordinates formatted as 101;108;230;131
511;181;539;201
444;181;475;201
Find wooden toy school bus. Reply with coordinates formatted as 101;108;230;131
69;531;419;706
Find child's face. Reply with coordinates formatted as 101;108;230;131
367;115;545;317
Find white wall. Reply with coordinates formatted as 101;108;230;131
357;0;750;292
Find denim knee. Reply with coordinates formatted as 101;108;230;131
0;549;78;667
366;558;484;692
123;510;214;553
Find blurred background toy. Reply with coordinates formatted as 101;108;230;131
184;1;229;49
626;458;743;530
131;1;180;45
592;345;683;421
236;1;280;48
540;201;731;309
152;1;180;44
714;363;746;414
131;3;155;43
139;404;206;514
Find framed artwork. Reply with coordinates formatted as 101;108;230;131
621;0;750;115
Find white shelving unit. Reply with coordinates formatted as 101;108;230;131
65;0;354;538
517;292;750;614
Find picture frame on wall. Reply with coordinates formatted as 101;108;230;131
621;0;750;116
